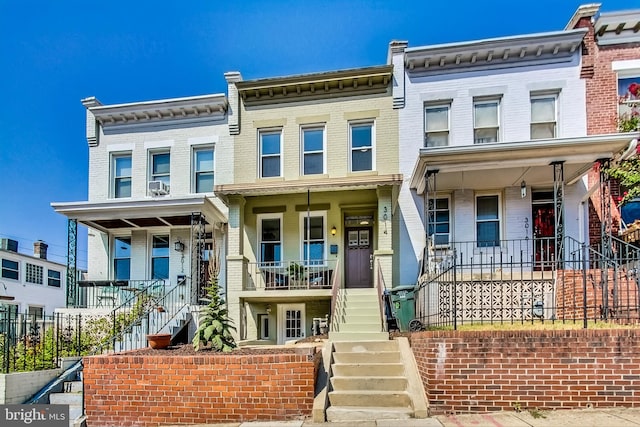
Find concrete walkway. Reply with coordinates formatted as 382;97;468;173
165;407;640;427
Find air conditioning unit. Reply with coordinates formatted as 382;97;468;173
148;181;170;196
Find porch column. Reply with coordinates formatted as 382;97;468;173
66;219;77;307
552;162;565;268
190;212;206;304
424;170;438;274
598;159;613;258
375;187;393;287
226;195;246;341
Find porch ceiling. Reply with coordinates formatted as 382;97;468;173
410;134;636;194
51;195;225;233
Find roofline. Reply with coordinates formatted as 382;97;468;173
564;3;601;30
82;93;228;113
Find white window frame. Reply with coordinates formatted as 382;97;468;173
429;196;451;248
299;211;327;266
473;98;500;144
150;235;169;280
257;213;283;266
259;129;283;178
277;303;305;344
349;120;375;172
475;193;502;248
25;263;43;285
47;269;61;288
424;104;450;147
1;258;19;281
530;93;558;140
111;153;132;199
149;150;171;191
300;125;326;176
192;145;215;193
113;236;131;281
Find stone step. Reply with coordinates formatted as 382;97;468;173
337;322;383;332
331;375;407;390
333;341;399;352
332;363;405;377
64;381;83;393
50;392;82;406
326;405;413;422
342;310;380;320
339;288;379;295
333;350;401;363
329;331;389;341
328;390;412;407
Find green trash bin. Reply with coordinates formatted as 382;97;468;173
389;285;417;332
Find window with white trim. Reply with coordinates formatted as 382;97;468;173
301;126;324;175
193;146;214;193
112;154;132;198
1;259;19;280
150;151;171;188
300;211;326;265
424;104;450;147
151;235;169;280
258;214;282;265
114;236;131;281
26;263;43;285
428;197;450;246
350;121;374;171
474;99;500;144
618;74;640;132
530;94;557;139
259;130;282;178
47;269;61;287
476;194;501;247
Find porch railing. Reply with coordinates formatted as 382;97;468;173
73;279;163;309
245;260;337;291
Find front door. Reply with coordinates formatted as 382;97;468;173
345;227;373;288
277;304;305;344
533;203;555;271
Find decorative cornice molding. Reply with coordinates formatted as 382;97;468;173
595;10;640;46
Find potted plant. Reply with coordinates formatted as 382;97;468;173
288;262;306;288
146;333;171;349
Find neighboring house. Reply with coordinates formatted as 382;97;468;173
51;94;232;310
0;238;66;316
216;67;399;344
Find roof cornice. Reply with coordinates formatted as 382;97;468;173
84;94;228;128
595;10;640;46
565;3;601;30
404;29;587;76
235;65;393;106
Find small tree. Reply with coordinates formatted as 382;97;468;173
192;238;236;352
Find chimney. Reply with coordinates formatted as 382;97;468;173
34;240;48;260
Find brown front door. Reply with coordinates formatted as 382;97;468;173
533;204;555;271
345;227;373;288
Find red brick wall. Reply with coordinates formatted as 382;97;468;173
83;350;318;427
411;329;640;415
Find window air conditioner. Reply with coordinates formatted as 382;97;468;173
148;181;170;195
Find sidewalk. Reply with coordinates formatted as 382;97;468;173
166;407;640;427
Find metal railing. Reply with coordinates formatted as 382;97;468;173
376;260;387;332
415;235;640;329
245;260;337;291
72;279;164;309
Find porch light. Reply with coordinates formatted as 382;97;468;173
331;226;337;236
266;304;272;314
174;240;185;252
521;181;527;199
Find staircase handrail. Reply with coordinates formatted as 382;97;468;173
375;260;387;332
329;259;340;332
147;279;191;335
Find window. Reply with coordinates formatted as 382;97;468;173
113;154;132;198
151;235;169;280
476;195;500;247
25;263;43;284
48;270;61;287
301;126;324;175
301;212;326;265
428;197;450;246
114;237;131;281
474;99;500;144
530;95;557;139
424;104;450;147
350;122;373;171
259;130;282;178
150;151;170;186
618;75;640;131
258;214;282;264
1;259;19;280
193;147;214;193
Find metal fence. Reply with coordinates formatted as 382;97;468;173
415;236;640;330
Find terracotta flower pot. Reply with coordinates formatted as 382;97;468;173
146;333;171;349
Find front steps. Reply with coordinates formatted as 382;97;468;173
329;288;388;341
49;380;85;427
325;339;428;422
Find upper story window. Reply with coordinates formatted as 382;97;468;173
151;235;169;280
259;130;282;178
618;74;640;132
258;214;282;265
424;104;450;147
47;269;61;287
26;263;43;285
301;212;326;265
1;259;19;280
476;194;501;248
150;152;171;186
114;236;131;281
112;154;132;198
350;122;373;172
301;126;324;175
473;99;500;144
530;94;557;140
193;146;214;193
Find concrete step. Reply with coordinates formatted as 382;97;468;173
332;363;405;377
50;392;82;405
63;381;83;393
337;322;383;332
326;405;412;422
333;341;399;352
331;375;407;390
329;390;412;407
342;311;380;321
329;331;389;341
333;350;401;363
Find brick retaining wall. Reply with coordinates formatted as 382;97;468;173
411;329;640;415
83;349;318;427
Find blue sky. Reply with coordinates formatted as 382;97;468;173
0;0;637;269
